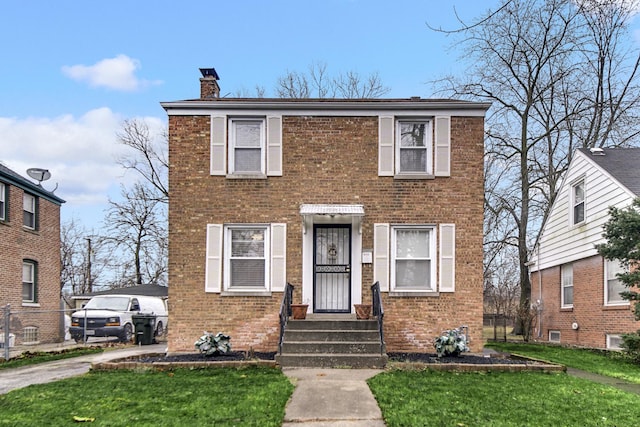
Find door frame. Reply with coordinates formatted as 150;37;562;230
301;213;362;314
313;224;352;313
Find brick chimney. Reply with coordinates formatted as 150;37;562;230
199;68;220;99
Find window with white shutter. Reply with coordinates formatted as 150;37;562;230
391;226;436;291
229;119;265;175
210;116;226;175
267;116;283;176
439;224;455;292
373;223;390;291
378;115;451;178
205;224;223;293
225;226;269;289
270;223;287;291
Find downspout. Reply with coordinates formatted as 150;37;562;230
537;246;542;338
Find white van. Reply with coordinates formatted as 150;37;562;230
70;295;168;343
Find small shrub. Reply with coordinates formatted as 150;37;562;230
434;327;469;357
194;332;231;356
621;331;640;363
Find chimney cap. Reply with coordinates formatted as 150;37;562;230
200;68;220;80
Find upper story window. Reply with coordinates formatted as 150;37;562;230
22;259;38;303
229;118;266;175
23;193;37;230
378;116;451;179
571;180;585;225
210;115;282;178
391;226;436;291
0;182;6;221
396;120;433;175
224;225;269;290
561;263;573;308
605;259;628;305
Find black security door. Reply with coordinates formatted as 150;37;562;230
313;225;351;312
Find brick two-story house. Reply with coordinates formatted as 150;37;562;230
529;148;639;350
0;164;65;345
162;69;489;355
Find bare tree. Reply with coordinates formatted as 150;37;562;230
116;119;168;203
435;0;640;327
60;218;107;295
276;61;390;98
102;182;167;286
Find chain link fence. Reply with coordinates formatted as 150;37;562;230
1;304;168;360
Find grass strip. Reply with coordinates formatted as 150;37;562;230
0;347;104;370
486;342;640;384
369;370;640;427
0;366;294;426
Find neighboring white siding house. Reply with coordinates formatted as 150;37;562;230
529;147;640;349
532;149;636;272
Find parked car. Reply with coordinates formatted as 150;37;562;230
70;295;168;343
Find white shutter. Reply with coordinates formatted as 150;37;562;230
378;116;394;176
205;224;223;293
439;223;455;292
210;116;226;175
373;223;390;291
270;223;287;291
267;116;283;176
434;116;451;177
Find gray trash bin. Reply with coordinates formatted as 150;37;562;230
132;314;156;345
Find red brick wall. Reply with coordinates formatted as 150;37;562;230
168;114;484;353
532;254;638;349
0;183;62;344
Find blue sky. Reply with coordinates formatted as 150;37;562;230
0;0;502;228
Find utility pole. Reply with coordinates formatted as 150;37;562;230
85;238;92;293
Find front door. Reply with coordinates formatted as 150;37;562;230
313;225;351;313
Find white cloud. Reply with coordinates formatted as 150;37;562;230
61;55;162;91
0;108;166;218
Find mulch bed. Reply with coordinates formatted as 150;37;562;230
136;351;276;363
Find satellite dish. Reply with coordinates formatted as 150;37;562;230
26;168;51;185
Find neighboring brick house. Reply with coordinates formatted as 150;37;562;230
162;69;489;354
0;164;65;345
529;148;640;350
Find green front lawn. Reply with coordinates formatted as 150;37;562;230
0;366;294;426
0;347;104;370
486;342;640;384
368;370;640;427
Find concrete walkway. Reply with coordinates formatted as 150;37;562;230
0;343;166;395
566;367;640;395
282;368;386;427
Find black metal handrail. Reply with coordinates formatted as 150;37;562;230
371;281;385;354
278;283;294;355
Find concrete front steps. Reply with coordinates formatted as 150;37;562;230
276;314;388;368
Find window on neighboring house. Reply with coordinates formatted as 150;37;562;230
229;118;265;175
391;226;436;291
561;263;573;308
396;120;433;175
23;193;37;229
0;182;6;221
605;259;628;305
549;330;561;343
606;334;623;350
22;260;37;303
571;180;585;225
224;225;269;290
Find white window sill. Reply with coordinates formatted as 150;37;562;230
226;173;267;180
394;174;435;180
390;290;439;297
604;302;630;308
21;303;40;308
221;290;272;297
